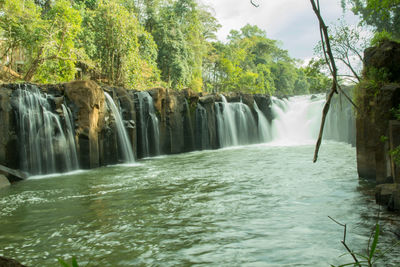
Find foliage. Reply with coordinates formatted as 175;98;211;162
201;24;327;96
341;0;400;39
0;0;82;82
302;58;331;94
0;0;330;94
370;30;399;47
389;146;400;165
58;256;79;267
315;21;369;83
81;0;160;88
330;217;400;267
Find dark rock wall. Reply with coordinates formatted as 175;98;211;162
0;81;273;176
357;41;400;183
0;86;17;169
356;40;400;210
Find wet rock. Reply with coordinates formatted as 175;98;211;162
0;174;10;188
0;256;27;267
199;94;215;104
65;80;105;169
356;83;400;182
375;183;400;211
254;94;273;122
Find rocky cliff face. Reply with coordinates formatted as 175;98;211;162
0;82;273;179
356;40;400;210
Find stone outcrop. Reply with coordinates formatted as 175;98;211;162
356;40;400;211
65;80;106;169
364;41;400;83
0;86;18;170
0;174;10;189
0;256;27;267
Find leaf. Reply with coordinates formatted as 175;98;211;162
71;256;79;267
369;223;380;259
58;258;70;267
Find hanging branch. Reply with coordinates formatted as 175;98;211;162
310;0;357;163
250;0;259;7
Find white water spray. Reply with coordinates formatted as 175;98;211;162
270;95;325;145
104;92;135;163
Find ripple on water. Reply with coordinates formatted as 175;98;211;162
0;143;399;266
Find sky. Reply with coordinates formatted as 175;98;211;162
199;0;361;62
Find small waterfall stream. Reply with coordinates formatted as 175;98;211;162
136;91;160;158
104;92;135;163
254;101;272;143
195;103;210;150
62;104;79;169
13;85;79;175
215;95;258;147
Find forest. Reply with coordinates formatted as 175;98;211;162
0;0;399;96
0;0;332;96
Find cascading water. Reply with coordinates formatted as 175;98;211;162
254;101;272;143
183;99;195;151
324;93;356;145
215;96;258;147
270;95;324;145
104;92;135;163
62;104;79;169
135;91;160;158
13;85;79;175
195;103;210;150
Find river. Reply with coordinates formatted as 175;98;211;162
1;141;399;266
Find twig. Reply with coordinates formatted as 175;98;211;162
328;216;347;242
328;216;361;266
250;0;259;7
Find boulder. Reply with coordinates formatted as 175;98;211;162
65;80;106;169
364;41;400;82
0;174;10;188
375;183;400;211
254;94;273;122
0;256;27;267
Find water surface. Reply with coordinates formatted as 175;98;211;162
0;142;399;266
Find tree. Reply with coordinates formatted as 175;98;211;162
152;6;192;88
342;0;400;38
0;0;82;83
82;0;159;88
315;21;370;83
302;58;330;93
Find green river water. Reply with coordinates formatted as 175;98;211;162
0;142;399;266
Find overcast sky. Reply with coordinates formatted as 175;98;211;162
200;0;361;62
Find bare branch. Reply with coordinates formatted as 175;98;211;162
250;0;259;7
310;0;358;162
329;216;361;266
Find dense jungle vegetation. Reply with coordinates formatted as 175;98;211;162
0;0;398;95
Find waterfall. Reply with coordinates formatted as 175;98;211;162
135;91;160;158
183;99;195;151
104;92;135;163
195;103;210;150
254;101;272;143
62;104;79;169
324;93;356;145
215;95;257;147
13;85;79;175
270;95;324;145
